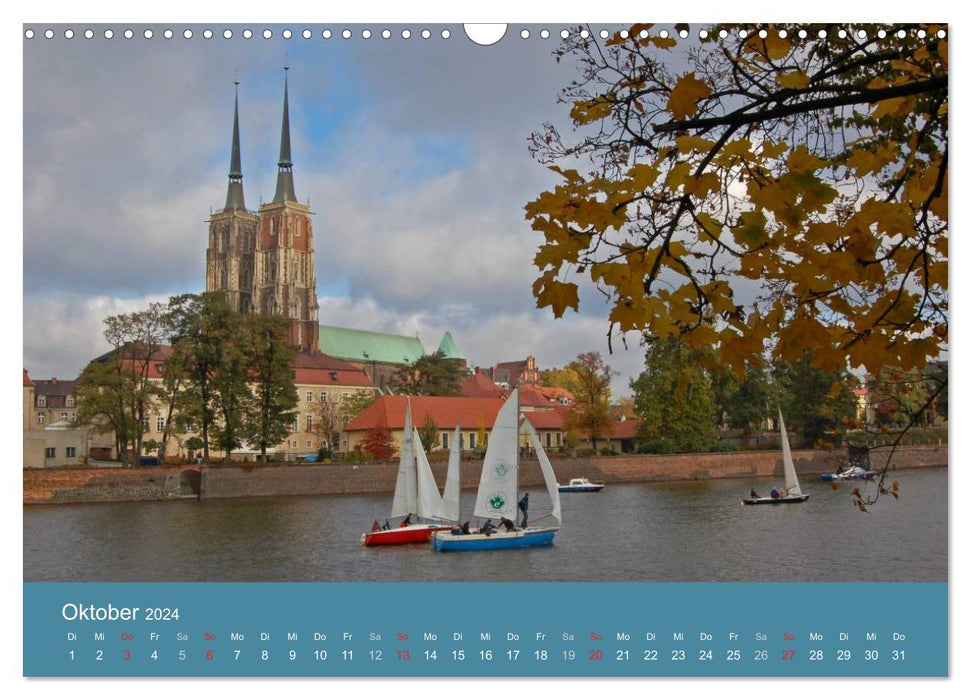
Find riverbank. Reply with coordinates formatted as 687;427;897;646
23;444;947;505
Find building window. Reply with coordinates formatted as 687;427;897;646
155;363;164;376
306;415;313;431
66;447;76;458
546;432;552;448
157;416;165;432
557;432;562;447
37;414;45;426
469;433;476;449
142;416;150;430
45;447;55;458
306;391;313;403
441;432;448;450
342;392;350;400
65;396;75;408
291;440;298;448
320;392;327;403
37;395;46;408
306;440;313;449
291;417;299;432
60;412;68;422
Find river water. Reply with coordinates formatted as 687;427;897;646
23;468;947;582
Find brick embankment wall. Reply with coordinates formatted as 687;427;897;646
24;446;946;504
23;467;188;505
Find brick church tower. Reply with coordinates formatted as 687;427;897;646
206;69;320;353
205;81;258;315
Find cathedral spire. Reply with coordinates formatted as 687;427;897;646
272;65;297;203
224;79;247;212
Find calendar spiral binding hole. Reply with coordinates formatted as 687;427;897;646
23;25;948;42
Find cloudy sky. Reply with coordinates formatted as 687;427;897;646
22;22;653;396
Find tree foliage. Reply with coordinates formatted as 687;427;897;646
711;362;771;433
559;352;615;449
75;303;169;466
417;413;439;452
390;350;467;396
631;335;716;452
772;355;860;449
360;422;397;462
241;314;299;460
527;23;947;381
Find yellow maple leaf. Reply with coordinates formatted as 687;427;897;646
667;72;711;120
776;70;810;90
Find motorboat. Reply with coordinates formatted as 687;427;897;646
558;477;604;493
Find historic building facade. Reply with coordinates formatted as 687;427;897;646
206;71;319;353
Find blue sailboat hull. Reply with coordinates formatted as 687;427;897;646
432;526;558;552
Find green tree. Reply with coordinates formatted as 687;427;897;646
773;355;860;449
526;23;947;385
390;351;466;396
75;303;169;466
417;413;439;452
631;336;716;452
241;314;298;461
560;352;615;450
711;362;771;434
168;293;237;461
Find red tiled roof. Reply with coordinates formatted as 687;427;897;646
524;384;575;404
23;368;34;387
459;371;506;399
518;386;552;408
293;352;374;388
523;409;566;430
345;396;504;432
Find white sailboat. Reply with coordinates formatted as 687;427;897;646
361;400;453;544
438;424;462;524
742;409;810;505
432;389;561;551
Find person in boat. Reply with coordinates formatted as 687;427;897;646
382;520;391;530
770;488;781;499
371;519;381;532
481;519;496;535
401;513;414;527
518;492;529;528
750;489;760;499
461;521;471;535
499;516;516;532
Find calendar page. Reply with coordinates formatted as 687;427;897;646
20;7;951;691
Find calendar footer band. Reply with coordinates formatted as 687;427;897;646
24;581;947;677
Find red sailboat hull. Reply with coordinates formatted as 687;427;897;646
361;523;451;546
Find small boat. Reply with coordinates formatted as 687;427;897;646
433;389;561;552
362;401;452;546
558;477;604;493
821;465;876;481
742;410;809;505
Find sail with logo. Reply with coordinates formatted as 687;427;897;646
432;389;561;551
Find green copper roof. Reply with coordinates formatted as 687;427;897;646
437;331;464;360
319;326;426;365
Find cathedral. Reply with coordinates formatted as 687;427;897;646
205;69;320;353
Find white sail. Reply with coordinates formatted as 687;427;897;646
473;389;520;521
439;424;461;523
390;399;416;518
413;428;444;520
523;418;562;524
779;410;802;496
